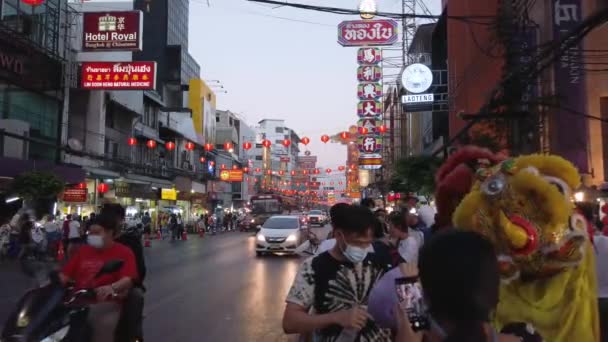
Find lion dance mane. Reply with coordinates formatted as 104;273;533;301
434;146;599;341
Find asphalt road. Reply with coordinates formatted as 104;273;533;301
0;224;331;342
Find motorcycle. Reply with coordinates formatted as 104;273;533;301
1;260;128;342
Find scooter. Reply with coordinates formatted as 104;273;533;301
1;260;124;342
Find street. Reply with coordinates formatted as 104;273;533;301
0;225;331;342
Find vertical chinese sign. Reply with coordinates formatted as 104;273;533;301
338;19;398;171
551;0;589;172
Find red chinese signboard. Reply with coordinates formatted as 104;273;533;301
357;83;382;100
220;169;244;182
357;100;383;117
280;157;290;162
357;48;382;65
338;20;398;47
357;66;382;82
82;11;143;51
63;187;87;203
81;62;157;90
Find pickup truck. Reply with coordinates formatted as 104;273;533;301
306;210;327;227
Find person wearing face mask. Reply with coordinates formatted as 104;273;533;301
283;205;392;342
60;213;139;342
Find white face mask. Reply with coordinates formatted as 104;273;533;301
87;235;104;249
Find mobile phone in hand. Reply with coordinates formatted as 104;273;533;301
395;276;429;332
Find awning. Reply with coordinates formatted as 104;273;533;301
122;173;173;188
84;167;120;179
0;157;85;184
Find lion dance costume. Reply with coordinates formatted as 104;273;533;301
434;146;599;341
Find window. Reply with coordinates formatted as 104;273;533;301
275;127;284;133
255;143;263;148
229;118;233;126
275;139;283;144
255;156;263;161
216;116;220;123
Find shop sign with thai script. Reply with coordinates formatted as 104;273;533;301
338;20;398;46
81;62;156;90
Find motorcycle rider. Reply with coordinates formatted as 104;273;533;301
100;203;147;342
60;212;139;342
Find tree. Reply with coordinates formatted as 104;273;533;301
11;171;64;218
390;155;442;196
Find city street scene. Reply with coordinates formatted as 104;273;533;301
0;0;608;341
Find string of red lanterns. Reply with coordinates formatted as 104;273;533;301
321;135;330;143
300;137;310;146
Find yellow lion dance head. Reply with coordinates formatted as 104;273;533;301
435;146;598;341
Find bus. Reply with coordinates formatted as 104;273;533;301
250;194;283;228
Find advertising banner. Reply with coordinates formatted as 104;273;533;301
551;0;589;172
338;20;399;46
82;11;143;51
81;62;157;90
359;153;383;170
220;170;244;182
161;188;177;200
62;187;87;203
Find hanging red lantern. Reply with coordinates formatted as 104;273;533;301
209;161;215;167
314;169;320;174
291;170;296;176
321;135;330;143
359;127;369;135
378;125;388;133
302;170;308;175
232;165;239;170
339;181;343;185
243;167;249;173
266;170;272;175
282;139;291;148
128;137;137;146
76;182;87;189
326;168;332;174
221;164;227;170
97;183;109;194
21;0;45;6
204;143;213;152
330;182;335;185
340;131;349;140
254;178;258;183
199;156;206;163
165;141;176;150
262;139;271;148
255;167;261;173
338;165;346;171
185;141;195;151
301;137;310;145
224;142;233;151
279;170;285;176
146;139;157;149
243;142;252;150
350;164;357;170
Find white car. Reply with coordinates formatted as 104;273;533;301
306;210;327;226
255;216;309;256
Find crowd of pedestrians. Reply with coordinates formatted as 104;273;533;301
283;200;544;342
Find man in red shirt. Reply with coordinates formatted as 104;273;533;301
61;212;138;342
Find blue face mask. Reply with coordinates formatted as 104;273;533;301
343;244;369;263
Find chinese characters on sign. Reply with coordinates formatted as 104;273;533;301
81;62;157;90
338;20;399;46
357;100;383;117
358;135;383;154
82;11;143;51
357;66;382;82
357;47;382;65
357;83;382;100
62;188;87;203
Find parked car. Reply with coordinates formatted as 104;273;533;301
255;216;308;256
